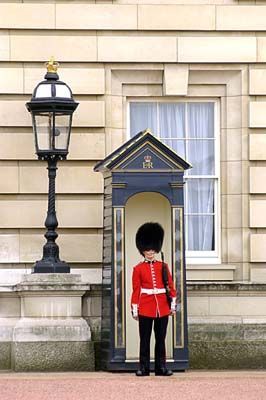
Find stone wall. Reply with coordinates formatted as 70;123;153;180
188;283;266;368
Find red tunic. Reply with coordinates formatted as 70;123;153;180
131;260;177;318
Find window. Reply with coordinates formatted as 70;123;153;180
129;101;219;263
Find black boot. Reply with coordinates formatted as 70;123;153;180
155;367;173;376
137;356;150;376
136;368;150;377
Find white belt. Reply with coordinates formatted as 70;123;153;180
141;288;166;295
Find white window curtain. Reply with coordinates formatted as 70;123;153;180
130;102;216;254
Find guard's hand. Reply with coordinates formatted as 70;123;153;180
170;309;176;316
133;315;139;321
170;298;177;316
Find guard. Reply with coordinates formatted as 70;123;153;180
131;222;177;376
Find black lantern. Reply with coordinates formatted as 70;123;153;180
26;58;79;273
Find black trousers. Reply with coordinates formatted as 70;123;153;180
138;315;169;372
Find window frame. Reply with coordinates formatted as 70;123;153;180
127;98;221;265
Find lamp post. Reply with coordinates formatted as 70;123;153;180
26;58;79;273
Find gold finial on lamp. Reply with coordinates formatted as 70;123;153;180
45;57;59;74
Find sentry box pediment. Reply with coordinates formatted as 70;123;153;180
94;129;191;371
94;129;191;173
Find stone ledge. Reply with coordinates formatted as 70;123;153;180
15;273;91;292
20;273;81;284
0;285;14;292
0;318;18;341
189;323;266;341
0;278;101;295
187;282;266;292
13;318;91;342
189;316;266;324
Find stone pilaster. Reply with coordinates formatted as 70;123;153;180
12;273;94;371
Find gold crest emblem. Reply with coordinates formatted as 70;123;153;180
143;155;153;169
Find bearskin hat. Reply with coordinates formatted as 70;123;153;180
135;222;164;255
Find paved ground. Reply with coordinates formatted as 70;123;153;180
1;370;266;400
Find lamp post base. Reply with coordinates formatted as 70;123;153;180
33;260;70;274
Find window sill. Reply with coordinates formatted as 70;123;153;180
187;257;220;265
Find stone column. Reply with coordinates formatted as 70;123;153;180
13;273;94;371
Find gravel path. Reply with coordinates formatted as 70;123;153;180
1;371;266;400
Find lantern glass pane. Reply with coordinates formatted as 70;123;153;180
54;114;71;151
35;84;52;98
55;84;71;98
33;112;53;151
